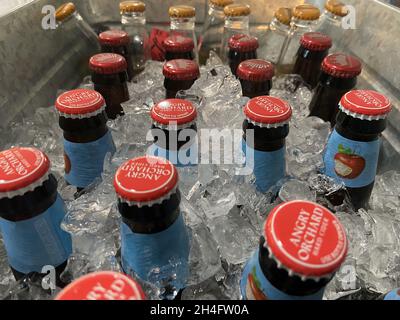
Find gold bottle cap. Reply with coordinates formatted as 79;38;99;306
274;7;292;26
55;2;76;22
293;4;321;21
325;0;348;17
224;4;251;17
120;1;146;13
169;5;196;18
210;0;234;8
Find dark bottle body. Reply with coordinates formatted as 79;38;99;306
228;49;257;76
92;72;129;119
165;51;194;62
293;46;329;89
101;44;135;81
309;72;357;126
164;78;197;99
0;175;69;288
331;110;386;210
240;79;272;99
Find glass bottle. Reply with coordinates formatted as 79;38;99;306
228;34;259;75
260;7;292;66
163;59;200;99
163;35;195;61
237;59;275;98
0;147;72;288
149;99;198;167
221;3;251;64
169;5;198;63
309;53;362;126
55;89;116;191
99;30;135;81
120;1;149;76
241;96;292;193
89;53;130;120
323;90;392;210
114;156;190;300
241;200;348;300
199;0;233;65
276;4;321;74
55;2;100;51
292;32;332;89
317;0;349;50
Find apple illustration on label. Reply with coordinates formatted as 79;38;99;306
246;267;268;300
334;144;366;179
64;152;71;174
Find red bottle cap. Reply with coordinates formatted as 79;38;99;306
163;35;194;53
55;271;146;300
0;147;50;198
89;53;128;75
339;90;392;120
151;99;197;127
237;59;275;82
321;53;362;78
163;59;200;81
228;34;259;52
244;96;292;127
55;89;106;118
114;156;179;205
99;30;130;46
300;32;332;51
264;200;348;278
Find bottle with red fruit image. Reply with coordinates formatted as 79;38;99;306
55;271;146;300
241;200;348;300
323;90;392;210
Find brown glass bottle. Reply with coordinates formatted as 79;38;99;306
228;33;258;76
89;53;130;119
237;59;275;98
308;53;362;126
0;147;72;288
163;59;200;99
163;35;195;61
99;29;135;81
292;32;332;89
323;90;392;210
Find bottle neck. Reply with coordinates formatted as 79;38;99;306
208;4;225;20
121;12;146;26
270;18;290;32
290;17;320;33
170;17;196;31
322;10;344;25
224;16;250;31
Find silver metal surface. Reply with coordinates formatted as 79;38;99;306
0;0;399;170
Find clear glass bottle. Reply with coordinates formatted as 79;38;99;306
221;3;251;64
260;7;292;65
317;0;349;50
120;1;149;76
276;4;321;74
199;0;233;65
169;5;198;63
55;2;100;51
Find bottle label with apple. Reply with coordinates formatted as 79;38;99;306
240;249;325;300
323;129;380;188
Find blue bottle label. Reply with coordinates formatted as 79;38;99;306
64;131;116;188
121;213;190;290
147;142;198;168
0;195;72;274
384;289;400;300
242;139;286;193
323;130;380;188
240;249;325;300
